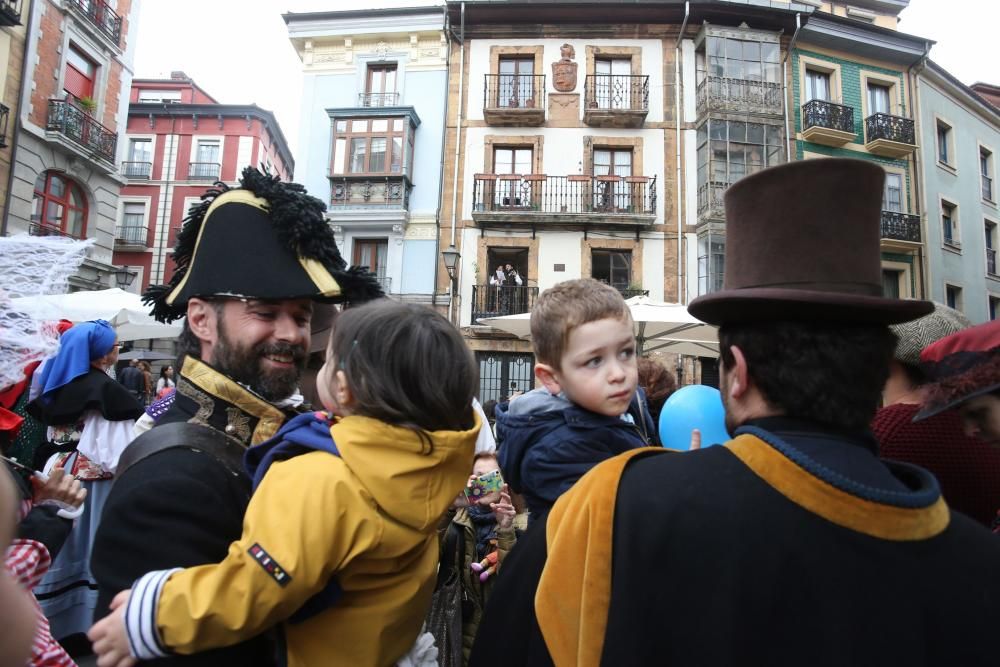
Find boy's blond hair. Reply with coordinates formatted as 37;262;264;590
530;279;632;368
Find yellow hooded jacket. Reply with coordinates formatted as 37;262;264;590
138;414;478;666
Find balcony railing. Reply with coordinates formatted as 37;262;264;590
802;99;854;135
697;180;728;221
696;76;783;116
865;113;915;146
188;162;221;180
983;174;994;202
358;92;400;108
67;0;121;46
29;222;76;239
471;285;539;324
584;75;649;113
472;174;656;217
121;161;152;179
0;103;8;148
46;100;117;163
880;210;921;243
0;0;22;26
484;74;546;110
329;176;412;210
987;248;997;276
115;220;148;246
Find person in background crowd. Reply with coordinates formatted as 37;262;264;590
25;320;143;657
873;304;1000;527
495;279;656;521
0;468;38;667
117;361;142;402
89;167;383;666
472;159;1000;666
636;356;678;428
155;365;175;399
136;361;153;405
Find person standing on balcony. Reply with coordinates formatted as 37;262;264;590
489;265;507;315
506;264;524;314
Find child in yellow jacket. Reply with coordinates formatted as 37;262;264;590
88;301;480;667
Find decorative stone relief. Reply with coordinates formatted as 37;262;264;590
551;43;578;93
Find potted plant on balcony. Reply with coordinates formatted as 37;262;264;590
78;96;97;115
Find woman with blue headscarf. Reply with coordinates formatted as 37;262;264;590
26;320;143;654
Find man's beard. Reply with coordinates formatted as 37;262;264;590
213;320;307;402
719;370;740;436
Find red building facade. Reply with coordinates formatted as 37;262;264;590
112;73;293;291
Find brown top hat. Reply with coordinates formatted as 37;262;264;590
687;159;933;326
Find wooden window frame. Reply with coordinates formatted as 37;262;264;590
331;117;412;177
32;171;88;238
366;64;398;95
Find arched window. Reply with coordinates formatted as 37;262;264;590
31;171;87;238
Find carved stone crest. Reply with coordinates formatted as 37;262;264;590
551;43;578;92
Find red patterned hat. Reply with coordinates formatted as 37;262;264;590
914;320;1000;420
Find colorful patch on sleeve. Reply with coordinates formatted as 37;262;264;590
248;543;292;587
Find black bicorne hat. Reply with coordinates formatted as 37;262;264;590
144;167;384;323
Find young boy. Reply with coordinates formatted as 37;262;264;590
495;279;656;519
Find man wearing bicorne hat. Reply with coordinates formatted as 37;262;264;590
90;168;382;665
470;159;1000;666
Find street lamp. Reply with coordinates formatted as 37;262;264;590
441;245;460;284
112;267;137;289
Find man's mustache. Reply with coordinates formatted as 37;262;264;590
256;342;307;365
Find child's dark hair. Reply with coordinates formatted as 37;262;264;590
330;300;478;435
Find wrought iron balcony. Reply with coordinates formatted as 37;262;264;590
483;74;546;126
0;0;22;26
46;100;117;164
358;92;400;108
801;99;855;147
115;220;148;247
329;176;412;210
0;103;8;148
188;162;221;180
67;0;121;46
471;174;656;228
29;222;76;239
988;248;997;276
880;210;921;244
472;284;539;324
696;180;728;222
864;113;916;158
121;161;152;179
583;75;649;127
696;76;783;117
983;174;994;203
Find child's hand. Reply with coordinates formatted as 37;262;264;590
491;485;516;531
689;428;702;451
32;468;87;509
88;590;137;667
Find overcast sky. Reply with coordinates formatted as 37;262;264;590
132;0;999;169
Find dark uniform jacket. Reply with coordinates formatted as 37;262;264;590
471;417;1000;667
91;357;301;667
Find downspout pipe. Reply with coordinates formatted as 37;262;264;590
446;1;465;323
1;0;36;236
782;14;802;169
432;4;451;308
909;41;932;299
674;1;689;303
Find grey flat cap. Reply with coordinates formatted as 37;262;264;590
889;302;972;366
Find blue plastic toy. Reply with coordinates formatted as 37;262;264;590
657;385;730;450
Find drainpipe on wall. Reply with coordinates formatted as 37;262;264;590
446;1;466;324
674;1;689;303
154;107;177;285
909;42;932;299
432;4;451;309
1;0;36;236
782;14;802;167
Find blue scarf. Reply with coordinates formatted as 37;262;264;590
35;320;116;401
466;504;499;560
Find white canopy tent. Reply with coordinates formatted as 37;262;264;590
10;288;182;342
477;295;719;358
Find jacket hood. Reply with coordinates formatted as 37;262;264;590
334;413;479;531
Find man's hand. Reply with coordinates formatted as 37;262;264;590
32;468;87;509
490;486;516;531
88;590;137;667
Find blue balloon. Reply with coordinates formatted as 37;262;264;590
658;385;730;451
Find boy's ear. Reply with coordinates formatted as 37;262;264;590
334;369;354;408
534;363;561;396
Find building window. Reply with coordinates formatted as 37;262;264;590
137;90;182;104
987;221;997;276
805;69;831;102
981;147;994;202
497;57;536;108
936;121;952;165
366;64;397;95
593;58;633;109
592;148;633;211
881;269;902;298
189;139;221;180
591;249;631;291
696;119;783;215
883;173;903;212
476;352;534;405
331;118;411;176
64;45;97;104
31;171;87;238
492;146;533;207
353;238;389;288
942;201;959;248
989;295;999;321
945;284;963;312
866;82;892;116
700;36;780;83
697;234;725;295
118;202;146;244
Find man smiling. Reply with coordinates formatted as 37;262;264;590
90;168;382;666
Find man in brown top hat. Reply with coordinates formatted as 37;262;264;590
470;159;1000;667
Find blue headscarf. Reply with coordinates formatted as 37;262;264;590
35;320;117;399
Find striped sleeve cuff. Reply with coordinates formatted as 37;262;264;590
124;568;181;660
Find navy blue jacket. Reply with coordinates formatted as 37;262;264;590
496;388;656;519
